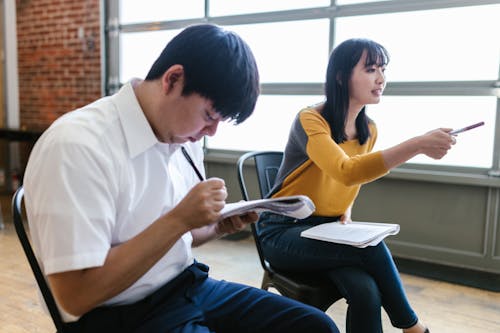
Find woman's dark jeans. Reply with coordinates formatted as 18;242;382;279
257;212;418;333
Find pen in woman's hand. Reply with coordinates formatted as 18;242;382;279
449;121;484;135
181;146;205;181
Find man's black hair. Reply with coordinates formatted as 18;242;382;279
146;24;260;124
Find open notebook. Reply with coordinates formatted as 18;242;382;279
300;221;400;248
221;195;315;220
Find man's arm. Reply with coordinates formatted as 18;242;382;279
48;178;227;317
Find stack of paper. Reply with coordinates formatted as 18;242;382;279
300;221;400;248
221;195;315;220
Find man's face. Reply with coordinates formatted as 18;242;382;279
151;64;227;144
157;84;223;144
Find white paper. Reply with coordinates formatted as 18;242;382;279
300;221;400;248
220;195;315;220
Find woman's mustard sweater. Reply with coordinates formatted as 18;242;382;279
270;108;389;217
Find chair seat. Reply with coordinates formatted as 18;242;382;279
263;266;342;311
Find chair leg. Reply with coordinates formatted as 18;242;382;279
0;202;4;229
261;271;272;290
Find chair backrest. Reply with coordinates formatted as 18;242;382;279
237;151;284;272
12;186;67;332
237;151;283;201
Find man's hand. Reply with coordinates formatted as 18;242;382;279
214;212;259;236
191;211;259;247
168;177;227;230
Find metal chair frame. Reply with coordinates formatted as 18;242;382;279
12;186;69;332
237;151;342;311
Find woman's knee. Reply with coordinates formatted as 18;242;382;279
329;268;382;309
347;278;382;309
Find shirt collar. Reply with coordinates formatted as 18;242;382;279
113;80;159;159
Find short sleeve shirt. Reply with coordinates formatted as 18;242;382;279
23;82;203;311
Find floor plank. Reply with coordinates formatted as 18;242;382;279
194;235;500;333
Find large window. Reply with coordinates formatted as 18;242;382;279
335;6;499;81
333;3;500;168
208;95;323;152
120;0;205;24
106;0;500;171
369;96;496;168
229;20;330;83
209;0;330;16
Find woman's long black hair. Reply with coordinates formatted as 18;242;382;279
322;38;389;145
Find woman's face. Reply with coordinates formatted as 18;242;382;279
348;50;386;109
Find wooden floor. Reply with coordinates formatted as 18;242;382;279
1;220;499;333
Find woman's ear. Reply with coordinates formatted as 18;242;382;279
162;64;184;94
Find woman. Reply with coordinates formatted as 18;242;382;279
258;38;455;333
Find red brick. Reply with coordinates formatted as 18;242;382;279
17;0;101;130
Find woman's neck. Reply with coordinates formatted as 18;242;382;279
345;106;363;140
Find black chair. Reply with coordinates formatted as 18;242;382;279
12;186;69;332
237;151;342;311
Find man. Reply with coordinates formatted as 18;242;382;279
24;24;338;333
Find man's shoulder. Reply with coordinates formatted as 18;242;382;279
47;98;121;143
30;102;126;173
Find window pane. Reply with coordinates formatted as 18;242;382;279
335;4;500;81
120;30;181;82
337;0;389;4
206;95;323;151
120;0;204;24
369;96;496;168
230;20;329;83
210;0;330;16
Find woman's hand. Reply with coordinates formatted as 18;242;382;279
418;128;456;160
382;128;456;170
340;206;352;224
339;214;352;224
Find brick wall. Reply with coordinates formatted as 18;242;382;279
16;0;101;131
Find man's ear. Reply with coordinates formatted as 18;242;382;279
161;64;184;94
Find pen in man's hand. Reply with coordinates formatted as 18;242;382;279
181;146;205;181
